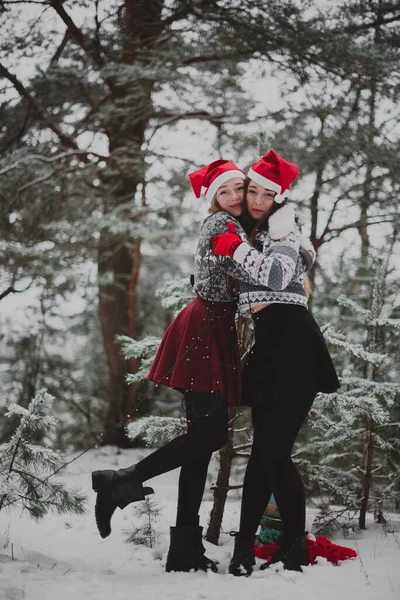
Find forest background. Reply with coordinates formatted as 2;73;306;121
0;0;399;534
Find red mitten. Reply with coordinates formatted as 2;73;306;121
211;222;243;257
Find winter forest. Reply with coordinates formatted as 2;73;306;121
0;1;400;599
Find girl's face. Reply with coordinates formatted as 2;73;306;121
215;177;244;217
246;180;276;220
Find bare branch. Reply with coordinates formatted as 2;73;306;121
317;195;344;246
0;149;108;178
0;64;90;162
49;29;69;66
0;279;34;301
16;168;59;192
339;13;400;34
325;216;395;242
48;0;104;70
210;484;243;491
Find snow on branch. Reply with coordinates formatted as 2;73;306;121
337;294;400;331
155;277;195;317
116;334;161;384
0;389;86;519
322;323;387;365
126;416;186;447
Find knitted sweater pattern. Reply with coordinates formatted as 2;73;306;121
193;212;255;302
234;227;309;314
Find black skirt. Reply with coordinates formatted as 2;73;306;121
242;304;340;407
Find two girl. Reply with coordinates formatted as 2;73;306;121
92;152;337;576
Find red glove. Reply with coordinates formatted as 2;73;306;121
211;222;243;257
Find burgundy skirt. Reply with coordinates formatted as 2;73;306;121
147;295;241;405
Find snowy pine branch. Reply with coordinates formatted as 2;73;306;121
0;390;86;519
337;294;400;331
155;277;195;317
116;334;161;361
116;334;161;384
126;416;186;447
322;323;387;365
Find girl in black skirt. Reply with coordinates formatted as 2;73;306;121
212;150;339;575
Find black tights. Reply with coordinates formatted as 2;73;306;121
135;391;228;527
238;384;315;544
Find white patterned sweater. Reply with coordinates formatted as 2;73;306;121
193;212;310;307
233;226;309;314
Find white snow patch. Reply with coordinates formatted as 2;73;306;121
1;447;399;600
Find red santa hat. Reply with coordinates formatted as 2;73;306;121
248;150;299;204
189;159;245;202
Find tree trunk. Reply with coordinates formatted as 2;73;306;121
358;4;382;264
206;406;237;545
100;0;164;446
359;420;375;529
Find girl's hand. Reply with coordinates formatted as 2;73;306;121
299;234;316;265
212;222;243;257
268;205;296;240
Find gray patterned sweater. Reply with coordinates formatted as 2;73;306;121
193;212;252;302
193;212;309;307
233;227;309;314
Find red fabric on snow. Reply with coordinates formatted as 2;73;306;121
254;535;357;565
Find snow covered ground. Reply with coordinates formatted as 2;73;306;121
1;447;399;600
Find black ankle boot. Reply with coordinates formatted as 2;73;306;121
282;533;310;572
260;533;291;570
165;525;218;573
260;533;310;572
91;465;154;539
228;534;255;577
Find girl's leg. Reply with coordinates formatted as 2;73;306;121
229;404;276;576
136;391;228;483
237;383;315;542
92;391;228;540
238;446;273;540
164;394;227;573
176;454;212;527
175;392;228;526
274;456;306;541
270;382;315;542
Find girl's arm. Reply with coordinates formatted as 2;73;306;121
198;212;262;285
227;228;301;291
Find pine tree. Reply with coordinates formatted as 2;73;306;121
124;497;162;548
0;300;110;449
304;246;400;530
0;389;86;519
2;0;397;446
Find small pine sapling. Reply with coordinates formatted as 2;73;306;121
124;497;162;548
0;389;86;519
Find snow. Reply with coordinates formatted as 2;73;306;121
1;447;399;600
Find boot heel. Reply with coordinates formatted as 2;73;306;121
92;470;114;492
92;471;102;492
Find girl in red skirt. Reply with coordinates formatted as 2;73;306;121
92;159;253;572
